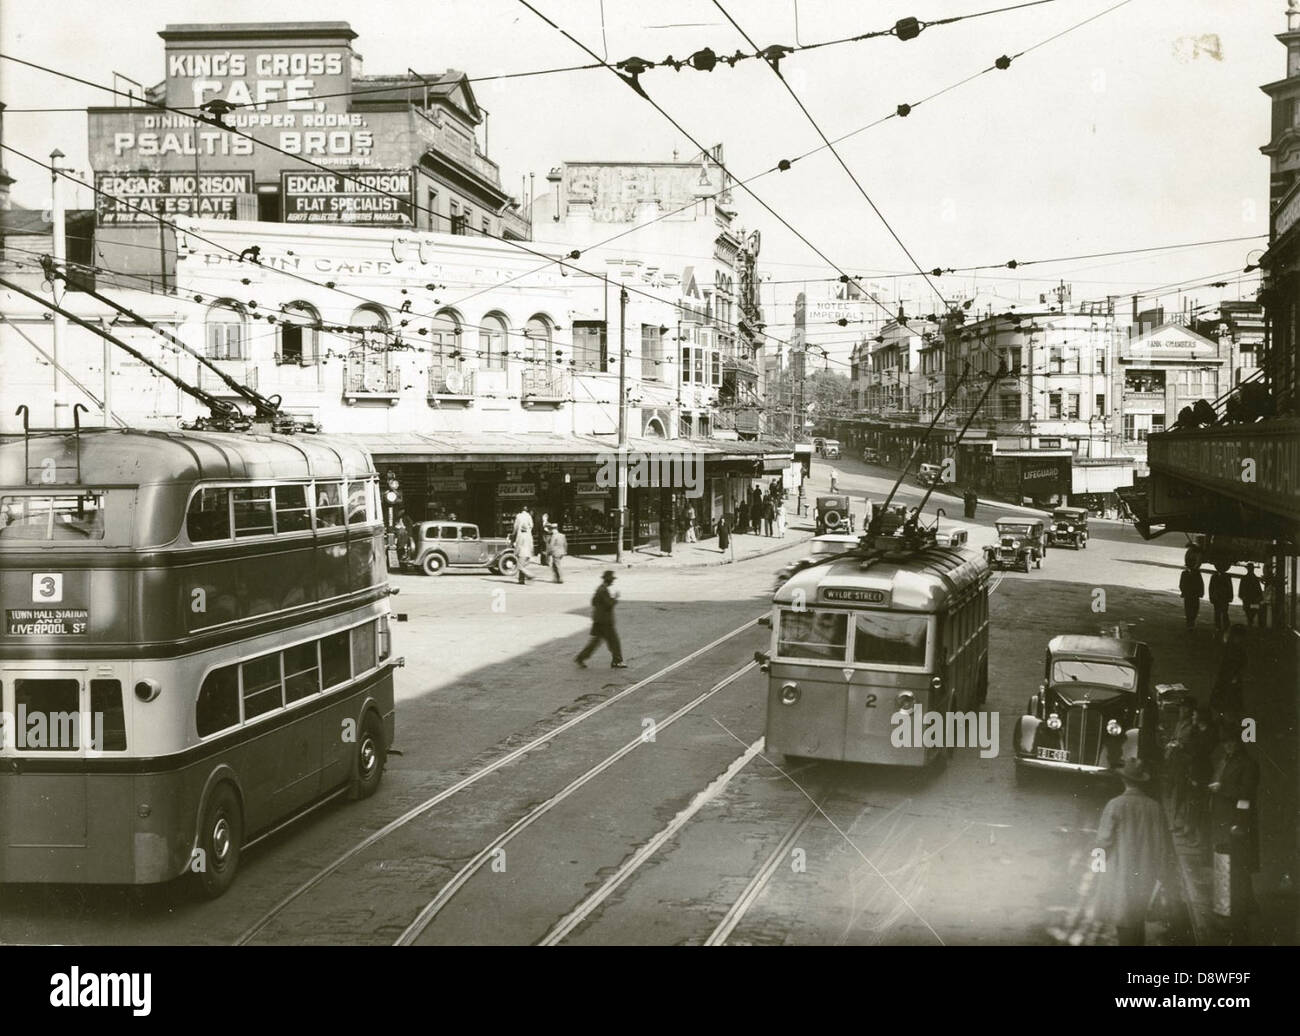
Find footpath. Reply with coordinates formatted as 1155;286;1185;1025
564;511;816;572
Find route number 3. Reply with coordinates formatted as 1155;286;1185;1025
32;573;63;603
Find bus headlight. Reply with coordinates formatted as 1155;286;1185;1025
134;679;161;703
1046;712;1062;730
896;691;915;711
780;683;800;705
1106;719;1123;736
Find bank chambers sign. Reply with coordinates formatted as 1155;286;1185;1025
87;24;406;222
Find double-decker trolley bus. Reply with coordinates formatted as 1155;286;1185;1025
760;531;989;766
0;425;398;896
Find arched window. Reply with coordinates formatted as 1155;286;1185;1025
347;306;392;392
206;300;247;360
430;309;463;367
279;301;321;365
524;315;552;369
479;312;508;371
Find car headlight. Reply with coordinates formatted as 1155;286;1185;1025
1066;525;1074;532
780;683;800;705
1046;712;1062;730
1106;719;1123;736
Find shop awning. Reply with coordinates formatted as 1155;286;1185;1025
342;431;794;466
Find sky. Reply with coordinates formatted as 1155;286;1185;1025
0;0;1280;368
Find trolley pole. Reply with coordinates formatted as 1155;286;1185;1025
49;149;67;426
615;284;628;563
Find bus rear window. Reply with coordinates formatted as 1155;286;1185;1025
13;678;80;751
321;630;351;688
187;488;231;542
283;641;321;703
0;493;106;541
197;666;239;737
853;613;928;668
777;610;848;661
89;679;127;751
351;622;376;675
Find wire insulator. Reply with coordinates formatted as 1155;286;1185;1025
895;17;922;42
897;103;912;117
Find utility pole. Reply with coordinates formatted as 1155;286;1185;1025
49;149;67;426
615;284;628;563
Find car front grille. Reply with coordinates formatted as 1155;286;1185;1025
1064;706;1103;764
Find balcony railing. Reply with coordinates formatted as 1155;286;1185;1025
427;365;476;399
343;366;400;398
520;367;570;402
197;363;258;395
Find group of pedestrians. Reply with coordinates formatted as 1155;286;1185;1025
1095;617;1262;946
1178;549;1266;634
511;506;567;585
732;483;786;538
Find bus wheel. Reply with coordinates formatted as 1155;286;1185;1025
351;712;387;800
194;785;242;899
422;552;446;576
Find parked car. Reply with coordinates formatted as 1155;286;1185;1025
815;495;855;535
410;520;517;576
1047;506;1089;549
935;525;969;547
861;446;880;464
984;517;1047;572
918;461;945;485
1013;635;1158;778
821;439;842;459
772;533;860;590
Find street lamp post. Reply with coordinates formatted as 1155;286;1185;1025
49;149;67;425
615;284;628;563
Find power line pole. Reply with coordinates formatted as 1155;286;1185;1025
615;283;628;563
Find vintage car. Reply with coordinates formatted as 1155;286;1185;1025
1013;635;1158;778
918;462;945;486
411;520;517;576
815;495;855;535
1047;506;1089;549
861;446;880;464
983;516;1047;572
772;533;860;591
821;439;842;459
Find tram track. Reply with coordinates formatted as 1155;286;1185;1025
233;616;765;946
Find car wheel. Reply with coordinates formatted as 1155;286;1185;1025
350;711;387;800
421;552;446;576
498;554;518;575
192;783;242;899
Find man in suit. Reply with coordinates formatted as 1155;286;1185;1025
576;570;627;669
547;523;567;584
1095;758;1176;946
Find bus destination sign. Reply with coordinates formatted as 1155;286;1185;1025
7;608;90;635
821;588;887;604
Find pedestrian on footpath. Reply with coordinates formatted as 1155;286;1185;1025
1179;561;1205;632
775;500;786;538
575;570;627;669
716;515;730;553
1209;718;1260;943
547;523;567;583
829;469;839;493
1238;563;1264;627
1209;563;1234;635
1209;624;1248;721
1095;758;1176;947
685;503;698;543
1179;705;1216;850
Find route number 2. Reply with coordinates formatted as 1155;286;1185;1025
863;694;877;708
32;573;63;603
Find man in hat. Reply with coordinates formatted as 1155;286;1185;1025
1095;757;1175;946
1178;561;1204;632
575;570;627;669
1238;562;1264;627
1208;563;1234;635
546;523;567;584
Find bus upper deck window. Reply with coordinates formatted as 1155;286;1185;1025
232;487;274;537
316;483;344;527
274;484;312;533
187;488;231;542
346;481;369;525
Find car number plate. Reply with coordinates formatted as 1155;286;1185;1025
1037;747;1068;761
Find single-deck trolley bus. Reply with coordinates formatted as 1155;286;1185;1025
0;425;398;896
760;531;989;766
